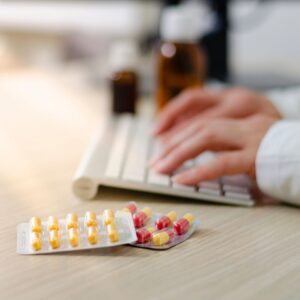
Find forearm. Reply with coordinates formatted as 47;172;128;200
256;121;300;206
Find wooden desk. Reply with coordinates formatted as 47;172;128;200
0;69;300;300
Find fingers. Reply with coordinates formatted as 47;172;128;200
153;123;240;174
172;151;249;185
149;119;207;166
152;89;218;136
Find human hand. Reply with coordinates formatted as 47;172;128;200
151;115;277;185
152;88;281;143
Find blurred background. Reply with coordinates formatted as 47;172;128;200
0;0;300;94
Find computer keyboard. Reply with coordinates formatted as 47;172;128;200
73;115;255;206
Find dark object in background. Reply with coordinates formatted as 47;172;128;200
164;0;230;82
111;70;138;114
201;0;229;82
108;41;139;114
156;7;206;111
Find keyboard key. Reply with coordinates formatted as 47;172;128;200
171;160;195;191
104;115;132;178
195;151;215;166
172;182;195;192
147;142;170;186
225;191;252;200
221;175;252;188
222;184;250;194
198;187;222;196
122;117;151;182
199;180;220;190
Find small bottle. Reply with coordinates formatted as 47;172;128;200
109;41;139;114
156;7;206;111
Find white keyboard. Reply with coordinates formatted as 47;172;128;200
73;115;255;206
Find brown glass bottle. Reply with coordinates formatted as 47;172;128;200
156;41;206;111
111;70;138;114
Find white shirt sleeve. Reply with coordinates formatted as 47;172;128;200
267;87;300;119
256;121;300;206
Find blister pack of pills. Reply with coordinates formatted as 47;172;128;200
17;209;136;255
131;207;200;250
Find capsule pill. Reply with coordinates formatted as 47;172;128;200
152;230;174;246
48;216;59;231
49;230;61;249
30;217;42;233
107;223;119;242
85;211;97;227
133;207;152;228
67;213;78;229
31;232;42;251
87;226;98;245
68;228;79;247
136;227;155;243
122;201;137;215
103;209;115;225
155;211;177;230
173;213;194;235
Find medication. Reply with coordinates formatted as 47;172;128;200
109;41;139;114
131;211;200;250
31;232;42;251
17;210;137;255
136;227;155;244
122;201;137;215
30;217;42;233
156;8;206;111
155;211;177;230
87;226;98;245
152;230;174;246
66;213;78;229
48;216;59;231
49;230;61;249
174;213;194;235
133;207;152;228
68;228;79;247
107;223;119;242
85;211;97;227
103;209;115;225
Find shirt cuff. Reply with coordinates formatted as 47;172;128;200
256;121;300;206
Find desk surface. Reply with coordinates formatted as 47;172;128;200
0;69;300;300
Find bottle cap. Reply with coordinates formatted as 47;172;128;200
160;6;210;42
109;40;139;73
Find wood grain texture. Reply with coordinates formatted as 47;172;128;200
0;69;300;300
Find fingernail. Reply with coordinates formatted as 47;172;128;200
154;161;168;173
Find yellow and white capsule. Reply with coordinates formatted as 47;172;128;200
87;226;98;245
85;211;97;227
68;228;79;247
48;216;59;231
107;223;119;242
31;232;42;251
66;213;78;229
30;217;42;233
103;209;115;226
49;230;61;249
